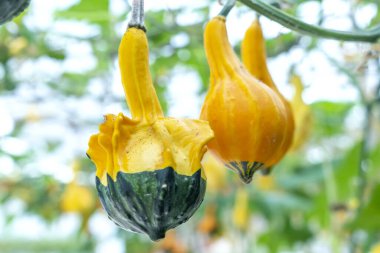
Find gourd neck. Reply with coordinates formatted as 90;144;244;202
204;16;242;80
291;75;304;103
118;27;163;123
242;20;278;92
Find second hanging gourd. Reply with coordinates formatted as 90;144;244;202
201;14;294;183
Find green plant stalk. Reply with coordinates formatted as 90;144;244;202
348;103;373;253
349;61;380;253
219;0;237;17
238;0;380;42
357;105;372;208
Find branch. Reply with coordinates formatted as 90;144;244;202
219;0;237;17
238;0;380;43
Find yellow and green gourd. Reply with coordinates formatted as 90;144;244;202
201;16;294;183
87;23;213;240
0;0;30;25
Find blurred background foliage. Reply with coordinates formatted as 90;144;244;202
0;0;379;252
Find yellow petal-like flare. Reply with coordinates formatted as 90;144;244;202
88;113;213;186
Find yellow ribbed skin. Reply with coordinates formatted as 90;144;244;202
241;19;294;166
119;28;163;123
88;28;214;186
201;17;291;183
241;20;277;91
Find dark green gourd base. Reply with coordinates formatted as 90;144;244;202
96;167;206;241
0;0;30;25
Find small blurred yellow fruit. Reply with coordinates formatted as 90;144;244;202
232;188;249;231
370;242;380;253
61;183;95;214
201;151;227;193
256;174;275;191
9;37;28;55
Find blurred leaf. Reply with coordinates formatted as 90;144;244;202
369;144;380;179
258;217;313;252
266;32;301;57
350;184;380;231
311;101;354;136
311;189;331;228
55;0;110;25
333;143;360;202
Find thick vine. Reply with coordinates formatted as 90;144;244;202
238;0;380;42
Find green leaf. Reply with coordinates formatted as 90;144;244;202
311;101;354;137
55;0;110;24
266;32;301;57
333;143;360;202
350;184;380;231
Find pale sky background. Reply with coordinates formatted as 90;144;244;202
0;0;378;252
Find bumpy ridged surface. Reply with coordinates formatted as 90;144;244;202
0;0;30;25
87;113;213;185
96;167;206;241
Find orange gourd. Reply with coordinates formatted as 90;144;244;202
201;16;294;183
241;19;295;173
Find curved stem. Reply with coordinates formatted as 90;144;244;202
219;0;237;17
238;0;380;43
128;0;145;29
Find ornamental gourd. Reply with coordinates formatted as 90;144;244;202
201;16;293;183
87;24;213;240
241;19;294;167
0;0;30;25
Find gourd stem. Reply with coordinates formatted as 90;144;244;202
238;0;380;42
129;0;145;29
219;0;237;17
